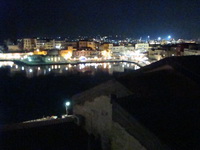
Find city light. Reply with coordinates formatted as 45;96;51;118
65;101;70;107
0;61;14;67
79;56;87;61
68;64;72;68
55;45;61;49
28;58;32;62
65;101;71;115
0;35;176;74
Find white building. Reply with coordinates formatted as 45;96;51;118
111;46;135;57
135;43;149;52
111;46;124;57
55;40;66;49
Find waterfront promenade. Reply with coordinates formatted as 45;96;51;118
0;58;149;67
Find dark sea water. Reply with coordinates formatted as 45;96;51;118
0;61;139;124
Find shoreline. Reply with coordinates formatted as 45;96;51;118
0;59;144;67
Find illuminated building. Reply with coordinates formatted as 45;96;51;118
44;40;55;50
100;43;113;51
72;48;100;59
36;39;46;49
36;39;55;50
78;40;96;50
183;44;200;56
60;46;76;60
55;40;66;49
44;49;64;62
109;45;135;59
99;43;113;59
184;49;200;56
147;44;193;60
101;50;111;59
8;45;21;52
111;45;125;57
135;43;149;52
23;38;36;50
148;48;166;60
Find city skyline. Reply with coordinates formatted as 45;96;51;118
1;0;200;41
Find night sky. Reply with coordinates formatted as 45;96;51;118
1;0;200;40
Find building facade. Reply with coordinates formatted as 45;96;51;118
8;45;21;52
72;49;100;58
78;41;96;50
72;80;166;150
44;40;55;50
72;80;134;150
184;49;200;56
135;43;149;52
55;40;66;49
23;38;36;50
100;43;113;51
66;41;78;48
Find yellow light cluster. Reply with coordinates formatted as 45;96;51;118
60;50;73;60
101;50;111;58
33;50;47;55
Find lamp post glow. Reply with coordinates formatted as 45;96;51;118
65;101;71;115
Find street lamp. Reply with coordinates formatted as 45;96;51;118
65;101;71;115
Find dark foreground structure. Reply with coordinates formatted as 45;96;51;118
0;121;90;150
72;56;200;150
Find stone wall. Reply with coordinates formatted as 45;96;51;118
112;101;168;150
74;95;112;150
111;122;146;150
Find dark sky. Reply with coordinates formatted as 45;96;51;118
1;0;200;40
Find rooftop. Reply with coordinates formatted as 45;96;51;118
115;56;200;149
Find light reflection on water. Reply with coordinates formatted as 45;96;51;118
0;61;140;78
